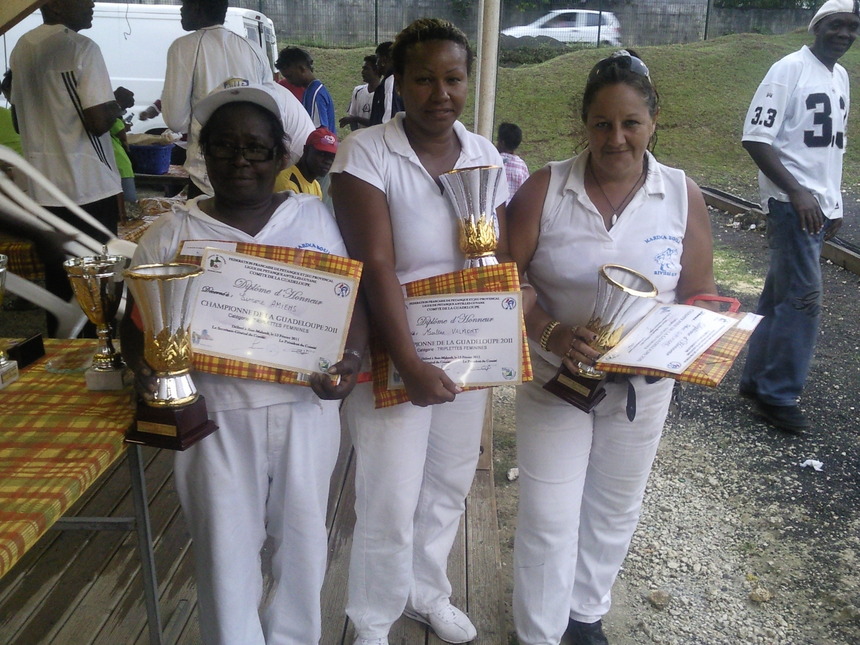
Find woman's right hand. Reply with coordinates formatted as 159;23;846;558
399;359;462;407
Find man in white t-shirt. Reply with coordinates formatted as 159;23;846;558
10;0;124;335
161;0;272;196
339;55;381;131
739;0;860;433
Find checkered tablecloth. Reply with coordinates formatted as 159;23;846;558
0;339;135;578
0;232;44;282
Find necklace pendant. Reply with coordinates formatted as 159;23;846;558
611;213;618;226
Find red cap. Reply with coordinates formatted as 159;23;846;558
306;127;338;154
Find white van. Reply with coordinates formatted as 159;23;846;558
1;2;278;132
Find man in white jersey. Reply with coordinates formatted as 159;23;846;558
739;0;860;433
161;0;272;196
10;0;124;335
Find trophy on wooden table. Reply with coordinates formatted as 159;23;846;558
543;264;658;412
0;254;20;389
123;263;217;450
440;165;503;268
64;253;132;390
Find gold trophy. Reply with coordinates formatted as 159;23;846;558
543;264;658;412
123;263;217;450
64;254;132;390
440;165;503;268
0;254;20;389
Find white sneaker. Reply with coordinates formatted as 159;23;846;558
404;603;477;643
353;638;389;645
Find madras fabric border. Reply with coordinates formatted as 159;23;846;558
594;312;753;387
371;262;534;409
178;241;363;385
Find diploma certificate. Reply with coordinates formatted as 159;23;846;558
190;248;358;375
389;291;523;388
598;304;741;374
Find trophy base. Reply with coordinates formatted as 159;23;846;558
543;364;607;413
125;395;218;451
85;366;134;391
0;360;19;390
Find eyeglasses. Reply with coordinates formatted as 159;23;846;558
590;50;651;81
205;143;277;162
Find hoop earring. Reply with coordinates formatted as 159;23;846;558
648;129;658;153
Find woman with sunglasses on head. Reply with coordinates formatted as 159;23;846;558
122;79;365;645
507;51;718;645
330;18;508;645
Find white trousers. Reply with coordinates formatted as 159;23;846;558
513;358;673;645
173;400;341;645
343;383;488;638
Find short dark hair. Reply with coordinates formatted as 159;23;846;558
497;123;522;150
199;102;287;160
375;41;393;58
580;49;659;123
1;70;11;98
363;54;378;67
185;0;228;24
276;46;313;71
391;18;473;76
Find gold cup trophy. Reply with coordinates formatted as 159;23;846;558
0;254;20;389
543;264;658;412
440;165;503;268
63;254;133;390
123;263;217;450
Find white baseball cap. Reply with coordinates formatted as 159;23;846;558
809;0;860;32
194;78;283;126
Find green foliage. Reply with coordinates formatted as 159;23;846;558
302;30;860;201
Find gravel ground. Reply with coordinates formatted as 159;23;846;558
492;200;860;645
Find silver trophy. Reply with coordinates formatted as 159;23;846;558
440;165;503;268
64;254;131;390
123;263;217;450
0;254;20;389
544;264;658;412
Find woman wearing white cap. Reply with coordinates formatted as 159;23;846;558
121;79;366;645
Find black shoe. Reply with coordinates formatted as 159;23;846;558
753;400;809;434
567;618;609;645
738;386;757;400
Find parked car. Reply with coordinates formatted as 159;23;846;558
502;9;622;47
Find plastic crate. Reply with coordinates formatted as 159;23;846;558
129;144;174;175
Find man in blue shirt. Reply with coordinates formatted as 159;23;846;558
276;46;336;132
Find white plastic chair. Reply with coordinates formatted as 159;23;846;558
0;145;136;338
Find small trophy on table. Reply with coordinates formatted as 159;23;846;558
123;263;217;450
440;165;503;268
64;253;132;390
0;254;20;389
543;264;658;413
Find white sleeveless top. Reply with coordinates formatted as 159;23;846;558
526;151;689;366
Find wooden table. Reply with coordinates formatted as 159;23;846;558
0;338;172;645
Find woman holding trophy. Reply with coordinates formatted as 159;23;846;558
121;80;365;645
507;51;718;645
330;18;508;645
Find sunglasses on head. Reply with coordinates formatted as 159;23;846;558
590;50;650;81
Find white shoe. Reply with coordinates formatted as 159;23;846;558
353;638;389;645
404;603;477;643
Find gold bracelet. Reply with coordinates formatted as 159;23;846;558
539;320;561;352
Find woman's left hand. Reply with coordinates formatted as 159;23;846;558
558;325;602;375
309;353;363;400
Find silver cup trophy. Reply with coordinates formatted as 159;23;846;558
64;254;132;390
123;263;217;450
0;254;20;389
543;264;658;412
440;165;503;268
